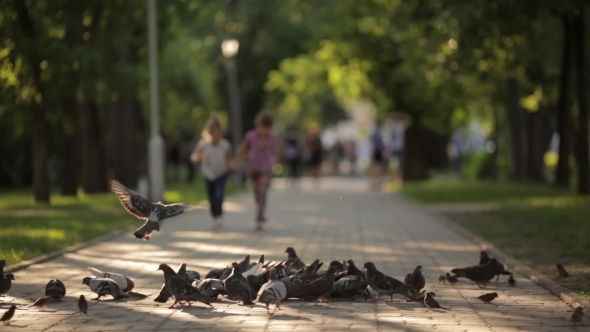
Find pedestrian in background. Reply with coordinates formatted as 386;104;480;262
191;113;231;230
233;112;279;230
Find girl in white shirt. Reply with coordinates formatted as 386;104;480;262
191;114;232;230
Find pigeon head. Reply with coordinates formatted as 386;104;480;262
4;273;15;280
325;266;338;276
231;262;241;271
480;251;489;258
82;277;92;286
347;260;356;267
329;260;344;272
415;265;422;270
446;272;452;277
362;262;377;271
490;292;498;298
157;264;177;278
285;247;297;258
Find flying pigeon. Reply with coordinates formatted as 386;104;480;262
196;278;226;299
0;305;15;325
87;267;135;292
30;296;52;310
0;273;15;296
289;266;337;305
476;292;498;303
78;295;88;314
424;292;448;310
257;270;287;315
223;263;255;305
363;262;415;302
157;263;212;309
108;179;202;240
404;265;425;291
45;279;66;300
82;277;127;301
451;258;499;288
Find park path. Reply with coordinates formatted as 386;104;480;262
2;177;587;332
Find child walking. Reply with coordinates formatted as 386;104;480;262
191;114;232;230
232;112;278;230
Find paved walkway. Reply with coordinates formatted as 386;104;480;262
2;177;587;331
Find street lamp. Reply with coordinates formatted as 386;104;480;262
147;0;165;202
221;39;244;183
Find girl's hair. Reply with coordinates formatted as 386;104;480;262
201;113;223;141
255;111;273;128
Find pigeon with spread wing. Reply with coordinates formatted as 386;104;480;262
108;179;202;240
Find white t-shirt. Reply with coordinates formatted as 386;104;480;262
198;138;231;180
390;122;406;152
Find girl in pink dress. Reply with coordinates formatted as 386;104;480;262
233;112;279;230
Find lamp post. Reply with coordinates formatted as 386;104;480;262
221;39;244;183
147;0;165;202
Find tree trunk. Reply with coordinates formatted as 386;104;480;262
60;96;78;196
507;77;525;182
81;101;108;193
555;15;574;189
526;110;552;182
112;97;137;185
573;12;590;194
403;124;430;181
13;0;50;203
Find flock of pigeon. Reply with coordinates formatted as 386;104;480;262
1;247;584;326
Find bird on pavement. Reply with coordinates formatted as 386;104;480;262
556;264;570;278
223;263;255;305
451;258;498;288
154;263;188;303
0;273;15;296
30;296;52;311
479;251;512;281
404;265;425;291
438;274;446;284
1;305;16;325
196;278;226;299
45;279;66;300
363;262;415;302
571;307;584;325
108;179;202;240
289;266;337;305
87;267;135;292
157;263;212;309
508;275;516;287
285;247;305;271
445;273;459;285
78;295;88;314
424;292;448;311
256;270;287;315
82;277;128;301
476;292;498;303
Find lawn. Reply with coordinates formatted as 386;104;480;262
0;179;243;267
402;180;590;299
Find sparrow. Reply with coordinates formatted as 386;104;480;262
556;264;570;278
438;274;446;284
571;307;584;324
508;275;516;287
477;292;498;303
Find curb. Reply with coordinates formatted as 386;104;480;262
420;202;590;319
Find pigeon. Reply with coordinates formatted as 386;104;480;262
557;264;570;277
359;285;379;301
289;266;337;305
479;251;512;281
451;258;498;288
404;265;425;291
0;260;4;276
196;278;226;299
223;263;254;305
219;255;251;280
45;279;66;300
157;263;212;309
571;307;584;324
476;292;498;303
328;261;345;272
257;270;287;315
479;251;490;265
363;262;415;302
108;179;202;240
243;262;264;278
78;295;88;314
186;270;201;283
0;273;15;296
406;290;435;306
30;296;52;310
424;292;448;310
438;274;446;284
154;263;188;303
346;260;365;278
285;247;305;271
126;291;150;301
82;277;127;301
332;275;368;299
508;275;516;287
87;267;135;292
253;255;265;267
445;273;458;285
1;305;16;325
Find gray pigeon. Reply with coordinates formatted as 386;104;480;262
155;263;187;303
451;258;499;288
196;278;226;299
223;263;254;305
82;277;127;301
108;179;202;240
404;265;425;291
256;270;287;315
285;247;305;271
346;260;366;278
0;273;14;296
45;279;66;300
289;266;337;305
363;262;415;302
332;275;368;299
157;264;213;309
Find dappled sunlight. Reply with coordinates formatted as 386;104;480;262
223;201;247;212
169;230;249;240
171;242;266;256
276;202;323;212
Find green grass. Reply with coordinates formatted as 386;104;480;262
0;179;242;267
403;180;590;295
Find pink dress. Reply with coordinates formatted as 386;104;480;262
245;130;278;174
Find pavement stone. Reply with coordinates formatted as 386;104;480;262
1;177;589;331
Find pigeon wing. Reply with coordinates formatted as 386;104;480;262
109;179;154;219
162;203;202;219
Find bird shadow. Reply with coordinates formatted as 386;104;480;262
4;324;29;328
270;313;312;321
179;309;245;319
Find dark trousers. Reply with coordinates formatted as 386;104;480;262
205;174;227;218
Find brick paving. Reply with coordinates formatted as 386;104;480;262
1;177;588;331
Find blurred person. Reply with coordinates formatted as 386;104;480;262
332;140;344;175
167;132;182;183
345;140;357;176
389;113;412;185
307;124;324;186
370;120;387;190
191;114;231;230
232;112;279;231
283;126;303;187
